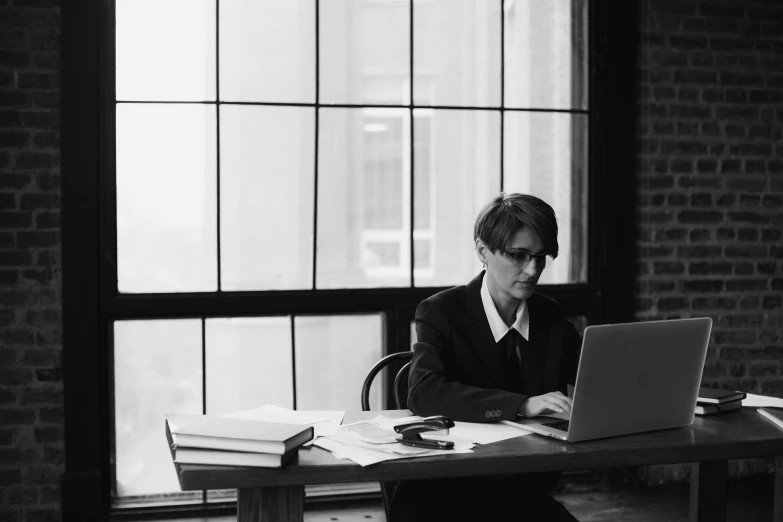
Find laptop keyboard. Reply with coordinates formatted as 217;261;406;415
541;420;570;432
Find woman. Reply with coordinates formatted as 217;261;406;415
389;193;582;521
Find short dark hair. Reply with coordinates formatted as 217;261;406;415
473;192;559;257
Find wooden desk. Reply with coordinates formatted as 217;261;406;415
173;409;783;522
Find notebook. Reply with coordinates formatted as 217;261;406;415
504;317;713;442
697;387;746;404
695;399;742;416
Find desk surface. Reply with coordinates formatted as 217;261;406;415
175;409;783;491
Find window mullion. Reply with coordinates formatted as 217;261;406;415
500;0;505;191
409;0;415;288
215;0;222;292
312;0;320;290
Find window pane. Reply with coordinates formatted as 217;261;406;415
317;108;411;289
504;0;587;109
116;0;215;101
414;109;500;287
320;0;410;105
414;0;501;107
220;0;315;103
503;112;588;284
116;104;217;293
205;317;294;414
113;319;202;503
220;106;315;290
295;315;384;411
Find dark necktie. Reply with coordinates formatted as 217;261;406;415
500;328;525;394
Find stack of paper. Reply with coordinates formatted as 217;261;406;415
743;393;783;409
217;404;345;445
313;415;528;467
165;414;314;468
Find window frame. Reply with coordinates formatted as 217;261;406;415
61;0;638;518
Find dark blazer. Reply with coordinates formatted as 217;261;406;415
389;272;583;522
408;271;582;422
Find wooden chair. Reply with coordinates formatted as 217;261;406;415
360;351;413;411
360;351;414;518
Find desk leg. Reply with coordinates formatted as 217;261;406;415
237;486;305;522
689;460;727;522
774;457;783;522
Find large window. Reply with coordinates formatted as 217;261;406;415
110;0;588;509
62;0;641;518
114;0;587;294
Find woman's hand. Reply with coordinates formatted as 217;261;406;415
518;391;572;417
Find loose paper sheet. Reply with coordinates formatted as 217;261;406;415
743;393;783;409
338;416;476;451
339;416;404;444
312;415;537;466
217;405;345;445
313;436;473;467
342;415;530;445
314;415;475;466
450;420;532;443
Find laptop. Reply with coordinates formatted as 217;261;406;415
505;317;713;442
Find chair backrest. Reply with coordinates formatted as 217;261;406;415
361;352;414;411
393;361;412;410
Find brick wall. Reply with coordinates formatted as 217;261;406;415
637;0;783;483
0;1;63;521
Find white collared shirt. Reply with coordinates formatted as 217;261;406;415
480;272;530;343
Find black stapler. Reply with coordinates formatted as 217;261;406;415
393;415;455;450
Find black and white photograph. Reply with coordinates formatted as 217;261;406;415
1;0;782;521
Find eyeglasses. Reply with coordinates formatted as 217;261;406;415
497;249;555;269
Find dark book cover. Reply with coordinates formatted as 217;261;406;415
697;387;746;404
695;399;742;416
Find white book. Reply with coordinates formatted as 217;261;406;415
171;446;297;468
165;414;313;455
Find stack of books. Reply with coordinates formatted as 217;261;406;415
695;387;746;416
165;414;314;468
